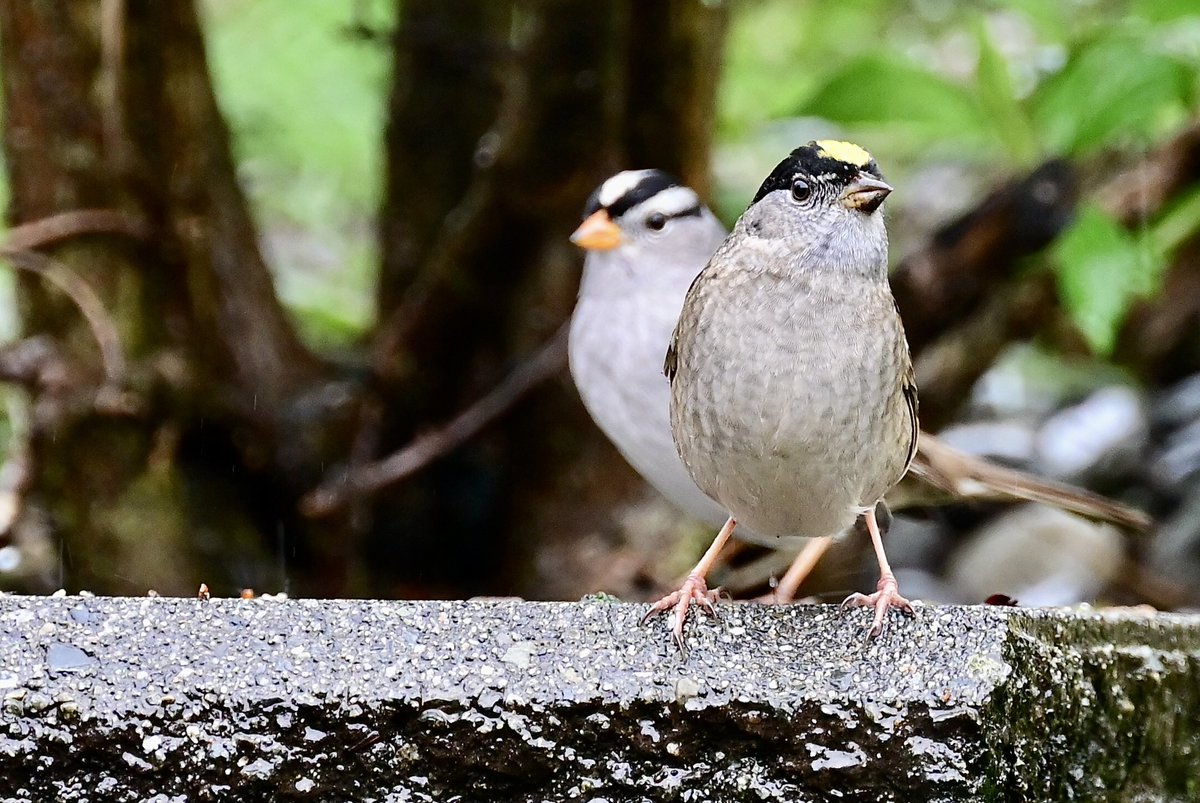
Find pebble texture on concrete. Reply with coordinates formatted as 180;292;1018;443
0;596;1197;801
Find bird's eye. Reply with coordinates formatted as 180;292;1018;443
646;212;667;231
790;179;811;203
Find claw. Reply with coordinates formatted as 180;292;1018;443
641;573;721;655
841;572;915;639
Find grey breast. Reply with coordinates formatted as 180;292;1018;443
669;264;913;541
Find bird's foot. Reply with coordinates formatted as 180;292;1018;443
641;573;721;654
840;572;914;639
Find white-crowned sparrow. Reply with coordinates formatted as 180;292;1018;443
569;170;731;526
570;167;1149;637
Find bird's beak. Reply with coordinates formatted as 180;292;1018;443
839;176;893;213
570;210;623;251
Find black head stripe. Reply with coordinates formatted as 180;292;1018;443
671;204;703;219
750;142;883;206
583;170;682;220
607;171;682;219
582;186;605;218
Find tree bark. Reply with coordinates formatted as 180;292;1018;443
362;0;727;597
0;0;332;595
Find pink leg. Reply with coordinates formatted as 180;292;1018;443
641;517;736;653
765;536;833;604
840;505;914;638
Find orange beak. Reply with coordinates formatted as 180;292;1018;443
570;210;623;251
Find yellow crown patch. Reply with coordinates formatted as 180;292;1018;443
814;140;872;167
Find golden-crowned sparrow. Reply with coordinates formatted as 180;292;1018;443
661;140;917;646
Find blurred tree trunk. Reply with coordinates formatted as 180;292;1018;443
364;0;727;597
0;0;726;600
0;0;341;594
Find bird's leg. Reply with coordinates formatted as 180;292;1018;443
840;504;914;638
763;536;833;604
766;502;890;603
641;516;737;652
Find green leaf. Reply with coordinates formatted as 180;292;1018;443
1148;184;1200;257
999;0;1070;40
1031;37;1192;155
1052;205;1166;355
801;55;989;140
1131;0;1200;23
973;18;1038;165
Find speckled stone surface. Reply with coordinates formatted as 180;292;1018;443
0;596;1197;802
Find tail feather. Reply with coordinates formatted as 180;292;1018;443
903;433;1152;532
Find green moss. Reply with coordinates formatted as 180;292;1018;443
982;611;1200;800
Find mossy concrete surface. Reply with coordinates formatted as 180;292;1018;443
0;596;1197;801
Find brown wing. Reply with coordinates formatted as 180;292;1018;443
664;335;679;383
891;289;919;475
898;323;919;476
665;268;708;384
901;360;919;474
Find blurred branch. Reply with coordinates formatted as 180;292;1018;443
371;0;517;382
0;248;126;386
1111;124;1200;382
345;395;385;532
893;158;1079;356
371;175;504;378
303;323;569;517
0;208;146;389
915;276;1058;430
3;209;148;251
1096;124;1200;227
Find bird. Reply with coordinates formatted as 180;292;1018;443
569;169;732;528
568;166;1151;639
662;140;915;647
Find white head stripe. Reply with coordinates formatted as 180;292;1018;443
635;185;702;217
597;169;660;208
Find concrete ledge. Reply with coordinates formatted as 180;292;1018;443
0;596;1197;801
